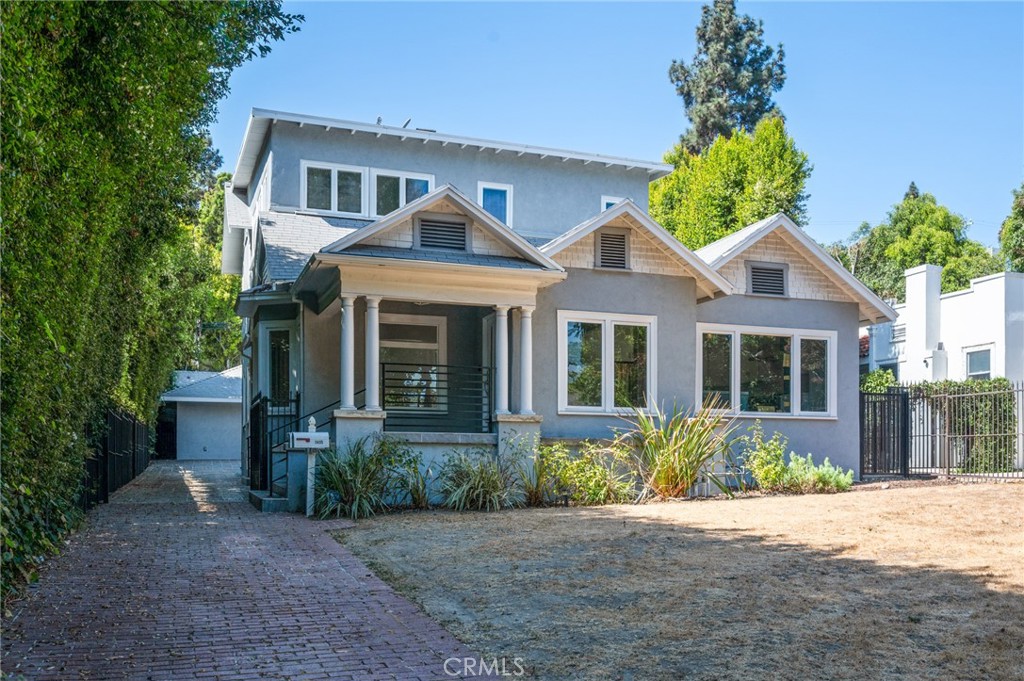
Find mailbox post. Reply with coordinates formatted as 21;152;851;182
288;417;330;517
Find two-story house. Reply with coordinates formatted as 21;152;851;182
222;108;896;491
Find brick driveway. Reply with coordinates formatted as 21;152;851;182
2;461;478;680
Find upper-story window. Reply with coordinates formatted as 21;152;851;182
300;161;433;218
478;182;513;226
601;196;624;211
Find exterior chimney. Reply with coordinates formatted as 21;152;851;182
904;264;943;381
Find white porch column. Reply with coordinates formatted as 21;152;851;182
494;305;510;415
340;295;357;410
365;296;381;411
518;306;534;415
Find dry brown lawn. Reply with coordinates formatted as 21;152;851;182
336;482;1024;680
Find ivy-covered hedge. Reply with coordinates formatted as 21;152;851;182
0;3;301;595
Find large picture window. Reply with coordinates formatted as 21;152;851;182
559;311;656;413
697;323;836;417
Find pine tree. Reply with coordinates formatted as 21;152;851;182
904;181;920;200
669;0;786;154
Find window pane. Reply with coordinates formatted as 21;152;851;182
406;178;430;203
380;323;438;345
567;321;602;407
269;330;291;403
337;171;362;214
614;325;647;408
381;346;440;408
481;187;508;223
376;175;400;215
740;334;791;413
702;333;732;407
305;167;331;210
800;338;828;413
967;350;990;378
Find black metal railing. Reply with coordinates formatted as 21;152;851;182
247;392;300;491
381;363;493;433
79;408;152;511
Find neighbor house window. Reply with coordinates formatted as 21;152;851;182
380;314;447;409
559;311;656;413
966;349;991;381
698;323;837;417
301;161;367;216
601;196;624;211
478;182;513;225
371;169;433;217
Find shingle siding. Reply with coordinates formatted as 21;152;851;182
717;232;852;302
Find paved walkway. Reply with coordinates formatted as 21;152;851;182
2;461;478;680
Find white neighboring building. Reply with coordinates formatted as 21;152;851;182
863;265;1024;383
160;366;243;460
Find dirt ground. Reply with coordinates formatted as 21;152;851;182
336;481;1024;681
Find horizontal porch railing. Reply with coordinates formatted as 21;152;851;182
381;363;493;433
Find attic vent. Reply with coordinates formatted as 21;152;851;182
598;231;628;269
418;220;467;251
749;265;786;296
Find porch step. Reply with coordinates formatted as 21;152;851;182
248;490;291;513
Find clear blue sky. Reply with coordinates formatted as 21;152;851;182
211;1;1023;247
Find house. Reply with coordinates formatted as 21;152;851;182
159;366;243;460
222;108;896;488
862;265;1024;383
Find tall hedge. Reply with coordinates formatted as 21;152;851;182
0;2;301;593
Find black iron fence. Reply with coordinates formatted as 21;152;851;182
79;408;152;510
247;392;342;492
861;381;1024;479
381;363;493;433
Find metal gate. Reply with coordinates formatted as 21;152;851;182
860;390;910;476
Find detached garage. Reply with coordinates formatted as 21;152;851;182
159;367;242;461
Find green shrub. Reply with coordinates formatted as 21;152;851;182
783;453;854;493
315;436;422;520
620;401;737;500
738;420;789;491
439;448;522;512
861;368;897;393
542;441;636;505
512;436;556;507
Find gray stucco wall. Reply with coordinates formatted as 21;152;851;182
696;295;862;477
176;402;242;461
265;124;651;240
533;268;698;439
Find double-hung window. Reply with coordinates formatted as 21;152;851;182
966;348;992;380
558;311;656;413
477;182;513;225
380;314;447;410
301;161;367;216
372;169;433;217
698;323;837;417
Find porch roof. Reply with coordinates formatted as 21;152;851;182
343;245;548;270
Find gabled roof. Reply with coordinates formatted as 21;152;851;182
162;366;242;403
321;184;564;271
540;200;734;300
695;213;898;324
232;109;673;190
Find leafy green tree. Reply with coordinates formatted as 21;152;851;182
652;117;811;249
830;190;1003;301
1;2;300;592
1000;182;1024;272
195;175;243;371
669;0;786;154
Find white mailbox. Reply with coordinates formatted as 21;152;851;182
288;431;330;449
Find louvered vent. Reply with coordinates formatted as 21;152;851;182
599;232;628;269
419;220;467;251
750;266;786;296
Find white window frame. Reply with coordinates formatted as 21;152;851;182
257;320;301;412
601;195;624;211
557;310;657;415
380;313;448;412
299;160;369;217
696;323;838;419
964;345;994;381
477;181;514;227
371;168;435;218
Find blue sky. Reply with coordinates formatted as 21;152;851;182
211;1;1023;247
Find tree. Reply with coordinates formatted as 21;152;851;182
1;2;301;592
830;190;1004;301
194;175;242;371
651;117;811;250
904;181;920;200
1000;182;1024;272
669;0;786;154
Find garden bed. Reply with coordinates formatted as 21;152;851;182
336;482;1024;680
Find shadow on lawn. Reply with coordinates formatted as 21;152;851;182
343;504;1024;681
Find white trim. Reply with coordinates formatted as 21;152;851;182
370;168;435;218
379;313;448;412
299;160;369;217
477;181;514;227
696;322;838;419
601;196;625;211
557;310;657;415
964;344;994;380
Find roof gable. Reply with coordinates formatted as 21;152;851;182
696;213;897;324
540;200;734;300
